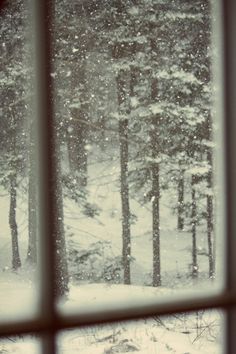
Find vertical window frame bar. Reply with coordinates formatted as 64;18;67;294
33;0;56;352
222;0;236;353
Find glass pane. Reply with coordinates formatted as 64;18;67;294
0;336;40;354
0;1;38;320
53;0;224;307
58;310;224;354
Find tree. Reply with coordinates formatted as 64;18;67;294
26;120;37;263
150;78;161;287
53;147;69;297
191;175;198;278
116;69;132;284
206;115;215;279
177;166;185;231
9;162;21;271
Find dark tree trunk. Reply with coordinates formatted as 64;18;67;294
77;110;88;187
117;70;131;285
119;119;131;284
53;145;69;298
67;60;88;187
152;162;161;286
191;175;198;278
9;173;21;270
27;167;37;263
177;168;184;231
206;114;215;279
27;123;37;263
100;115;106;150
67;108;88;187
151;78;161;287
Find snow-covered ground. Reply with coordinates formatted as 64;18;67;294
58;311;222;354
0;149;224;353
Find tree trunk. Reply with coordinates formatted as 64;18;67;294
191;175;198;278
151;78;161;287
177;168;184;231
152;162;161;286
53;146;69;298
27;123;37;263
206;114;215;279
117;70;131;285
77;110;88;187
9;173;21;270
119;119;131;284
67;108;88;187
67;59;88;187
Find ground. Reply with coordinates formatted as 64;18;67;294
0;148;223;353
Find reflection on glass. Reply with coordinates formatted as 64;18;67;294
0;336;40;354
54;0;223;304
58;311;223;354
0;1;37;320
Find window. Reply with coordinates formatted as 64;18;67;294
0;0;235;353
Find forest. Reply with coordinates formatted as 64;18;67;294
0;0;223;353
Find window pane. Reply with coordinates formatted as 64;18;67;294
53;0;224;306
0;1;38;320
58;310;223;354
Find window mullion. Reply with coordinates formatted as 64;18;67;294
222;0;236;353
33;0;57;353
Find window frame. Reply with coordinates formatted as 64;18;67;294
0;0;235;353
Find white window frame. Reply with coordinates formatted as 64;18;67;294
0;0;235;353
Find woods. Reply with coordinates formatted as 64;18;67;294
0;0;216;296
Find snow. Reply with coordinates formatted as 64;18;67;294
162;12;203;22
155;69;201;85
0;337;39;354
149;103;164;115
186;166;210;176
0;151;223;353
58;299;222;353
0;192;38;322
0;270;38;322
130;96;139;108
127;6;139;16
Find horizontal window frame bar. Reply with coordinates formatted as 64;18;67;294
0;291;234;337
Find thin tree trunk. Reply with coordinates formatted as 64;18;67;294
191;175;198;278
119;119;131;284
53;87;69;298
151;78;161;287
77;110;88;187
53;145;69;298
206;183;214;278
27;123;37;263
117;70;131;285
9;173;21;270
67;60;88;187
205;113;215;278
177;168;184;231
152;161;161;286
